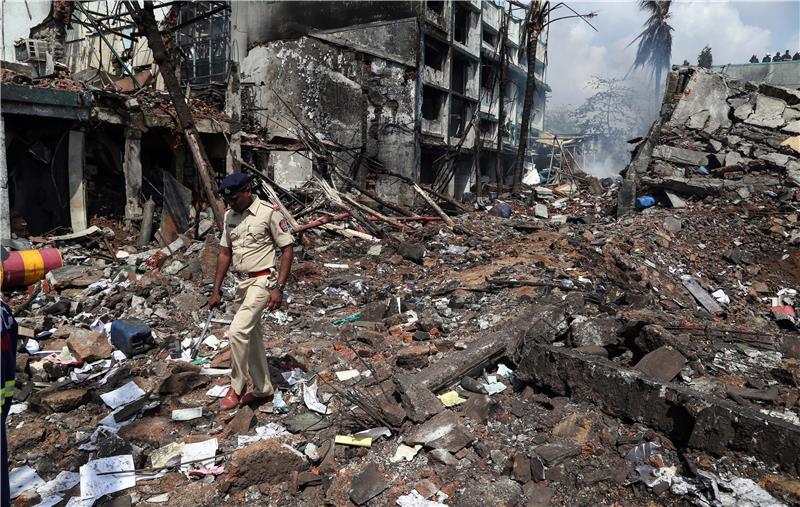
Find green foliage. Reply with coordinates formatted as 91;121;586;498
629;1;673;98
697;45;713;68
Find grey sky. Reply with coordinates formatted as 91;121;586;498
545;0;800;109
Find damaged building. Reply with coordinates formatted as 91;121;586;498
2;0;548;239
2;1;800;505
231;0;548;203
1;1;234;241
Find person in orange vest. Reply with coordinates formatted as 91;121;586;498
1;295;19;506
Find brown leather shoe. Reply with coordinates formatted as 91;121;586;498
221;387;244;410
240;390;273;406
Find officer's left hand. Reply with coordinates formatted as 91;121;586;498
267;288;283;311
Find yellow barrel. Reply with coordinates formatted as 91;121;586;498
0;248;64;289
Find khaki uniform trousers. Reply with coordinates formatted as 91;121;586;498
228;272;276;396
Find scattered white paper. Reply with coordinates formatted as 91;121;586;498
236;423;291;448
172;407;203;421
712;289;730;305
25;339;40;354
354;426;391;440
149;442;185;468
100;381;145;409
303;381;331;414
112;350;127;361
181;439;218;471
36;471;80;502
8;402;28;415
391;444;422;463
201;367;231;376
323;263;350;269
496;364;513;378
281;368;305;385
396;490;447;507
9;466;45;499
202;335;221;349
206;385;230;398
79;455;135;501
481;375;507;395
335;369;361;381
37;496;66;507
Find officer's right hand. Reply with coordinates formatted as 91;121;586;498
208;290;222;308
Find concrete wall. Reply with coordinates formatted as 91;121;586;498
241;33;419;204
712;61;800;89
231;0;417;59
270;151;313;190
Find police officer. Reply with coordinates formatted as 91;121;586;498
762;53;772;63
208;173;294;410
781;50;791;61
749;54;759;63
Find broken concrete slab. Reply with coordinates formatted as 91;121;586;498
227;405;256;435
512;452;532;483
758;83;800;106
634;346;687;382
462;394;491;424
531;443;580;467
395;373;443;423
569;316;623;348
534;204;548;219
405;410;474;453
664;191;686;208
349;463;389;505
652;145;710;167
228;439;306;491
682;277;724;314
41;388;88;412
428;448;459;466
662;217;682;233
512;341;800;474
45;265;103;289
66;328;113;362
667;70;732;134
744;95;787;129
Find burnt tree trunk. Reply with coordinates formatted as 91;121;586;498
125;0;226;230
512;4;543;194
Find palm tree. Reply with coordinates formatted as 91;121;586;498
628;1;673;106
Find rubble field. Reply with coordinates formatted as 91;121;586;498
5;66;800;507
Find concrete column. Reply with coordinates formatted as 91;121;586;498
123;127;142;224
225;130;241;175
0;115;10;243
225;61;241;175
68;130;87;232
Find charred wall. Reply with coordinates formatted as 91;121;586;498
240;29;420;204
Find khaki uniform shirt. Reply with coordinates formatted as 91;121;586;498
220;198;294;273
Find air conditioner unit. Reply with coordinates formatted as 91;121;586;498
13;38;54;77
14;38;50;63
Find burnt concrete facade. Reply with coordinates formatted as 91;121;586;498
233;0;549;204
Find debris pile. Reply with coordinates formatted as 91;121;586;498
619;65;800;213
5;66;800;507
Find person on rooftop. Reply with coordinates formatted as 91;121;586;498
793;51;800;61
749;54;759;63
762;53;772;63
781;50;792;61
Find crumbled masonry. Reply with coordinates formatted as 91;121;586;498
4;62;800;506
